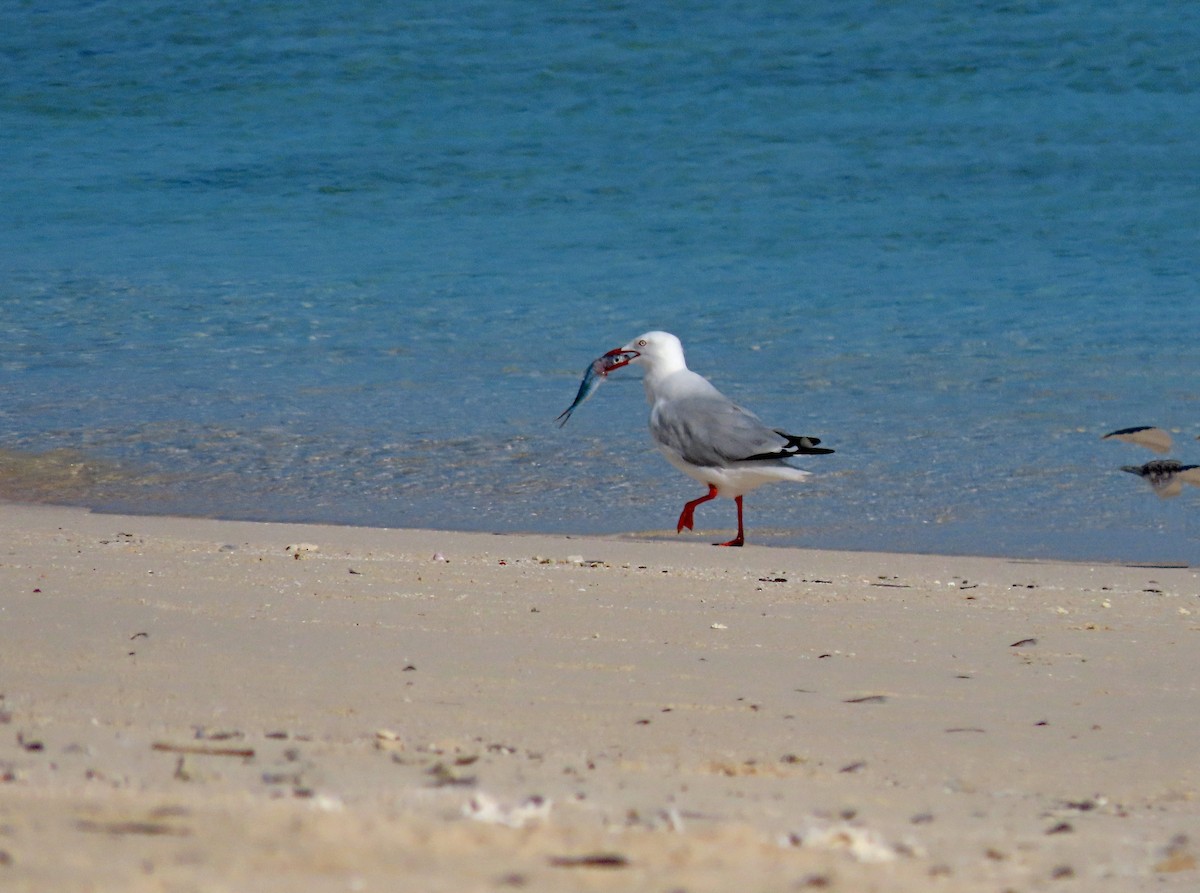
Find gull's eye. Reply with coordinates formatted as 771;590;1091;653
638;339;647;347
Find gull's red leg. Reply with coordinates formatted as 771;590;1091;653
676;484;718;533
716;495;745;547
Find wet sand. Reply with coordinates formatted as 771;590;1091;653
0;503;1197;891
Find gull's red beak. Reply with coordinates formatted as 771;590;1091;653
600;347;638;372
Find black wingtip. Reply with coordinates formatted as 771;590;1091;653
739;431;835;461
1104;425;1156;437
780;432;835;456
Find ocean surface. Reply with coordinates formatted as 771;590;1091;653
3;1;1199;562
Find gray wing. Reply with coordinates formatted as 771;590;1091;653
650;395;790;467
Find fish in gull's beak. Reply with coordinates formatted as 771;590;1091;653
599;346;639;372
555;347;640;427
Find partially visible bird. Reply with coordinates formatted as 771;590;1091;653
591;331;833;547
1103;425;1200;498
1101;426;1174;454
1120;459;1200;498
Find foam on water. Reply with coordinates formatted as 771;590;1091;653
2;2;1198;561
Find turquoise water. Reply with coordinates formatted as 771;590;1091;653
3;2;1199;561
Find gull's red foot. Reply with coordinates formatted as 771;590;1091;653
676;484;718;535
712;495;746;547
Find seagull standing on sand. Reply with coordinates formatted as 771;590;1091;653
595;331;833;547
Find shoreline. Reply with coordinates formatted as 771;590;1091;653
3;492;1193;569
1;502;1197;890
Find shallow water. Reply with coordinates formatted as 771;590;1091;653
3;2;1199;561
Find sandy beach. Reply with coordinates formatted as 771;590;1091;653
0;502;1197;891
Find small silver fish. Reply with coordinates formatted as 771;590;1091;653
556;349;639;427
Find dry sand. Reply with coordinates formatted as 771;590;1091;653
0;502;1197;891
